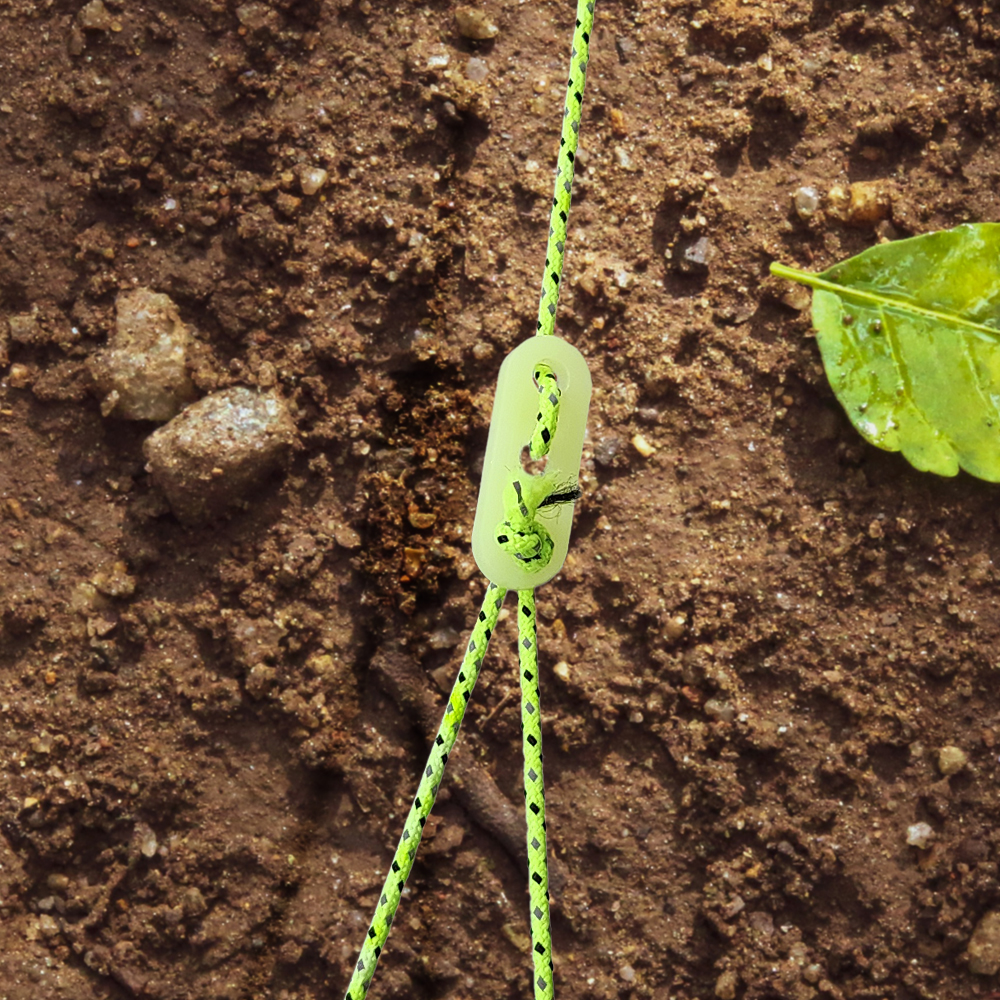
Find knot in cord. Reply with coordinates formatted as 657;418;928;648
495;478;555;570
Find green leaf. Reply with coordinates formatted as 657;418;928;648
771;223;1000;481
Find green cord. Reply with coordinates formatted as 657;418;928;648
342;583;507;1000
518;589;554;1000
515;0;598;964
529;363;562;461
343;3;596;997
535;0;595;340
529;0;595;462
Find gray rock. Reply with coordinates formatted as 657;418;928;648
680;236;715;274
968;910;1000;975
594;434;624;467
89;288;197;421
143;387;296;524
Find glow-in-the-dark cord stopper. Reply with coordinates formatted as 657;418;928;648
472;336;591;590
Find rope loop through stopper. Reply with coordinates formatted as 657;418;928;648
529;363;561;461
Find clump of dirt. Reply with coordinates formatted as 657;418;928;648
1;1;1000;999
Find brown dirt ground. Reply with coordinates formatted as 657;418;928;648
2;1;1000;998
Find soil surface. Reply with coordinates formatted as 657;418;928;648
2;2;1000;999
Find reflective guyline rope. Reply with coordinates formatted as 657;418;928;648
343;3;594;998
517;587;554;1000
342;585;507;1000
537;1;595;340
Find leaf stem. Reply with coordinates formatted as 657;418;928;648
769;262;818;286
769;261;1000;338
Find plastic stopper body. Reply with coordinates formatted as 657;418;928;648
472;336;592;589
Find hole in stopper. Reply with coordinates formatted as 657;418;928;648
520;445;548;476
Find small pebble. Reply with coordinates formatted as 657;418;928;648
135;822;158;858
143;387;296;524
236;3;274;30
618;965;635;983
553;661;572;683
631;433;655;458
334;526;361;550
92;560;136;598
847;180;892;224
181;886;207;918
828;180;892;226
78;0;112;30
704;699;736;723
408;506;437;529
403;547;425;578
714;969;738;1000
775;591;796;611
455;6;498;40
8;362;33;388
465;57;489;82
8;312;39;344
594;434;624;467
300;167;328;196
681;235;714;273
938;745;968;776
802;964;822;984
428;627;460;650
906;822;933;849
967;910;1000;975
781;285;812;312
793;185;820;220
613;146;633;169
665;615;687;641
89;288;197;422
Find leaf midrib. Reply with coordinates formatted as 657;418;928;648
770;263;1000;339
